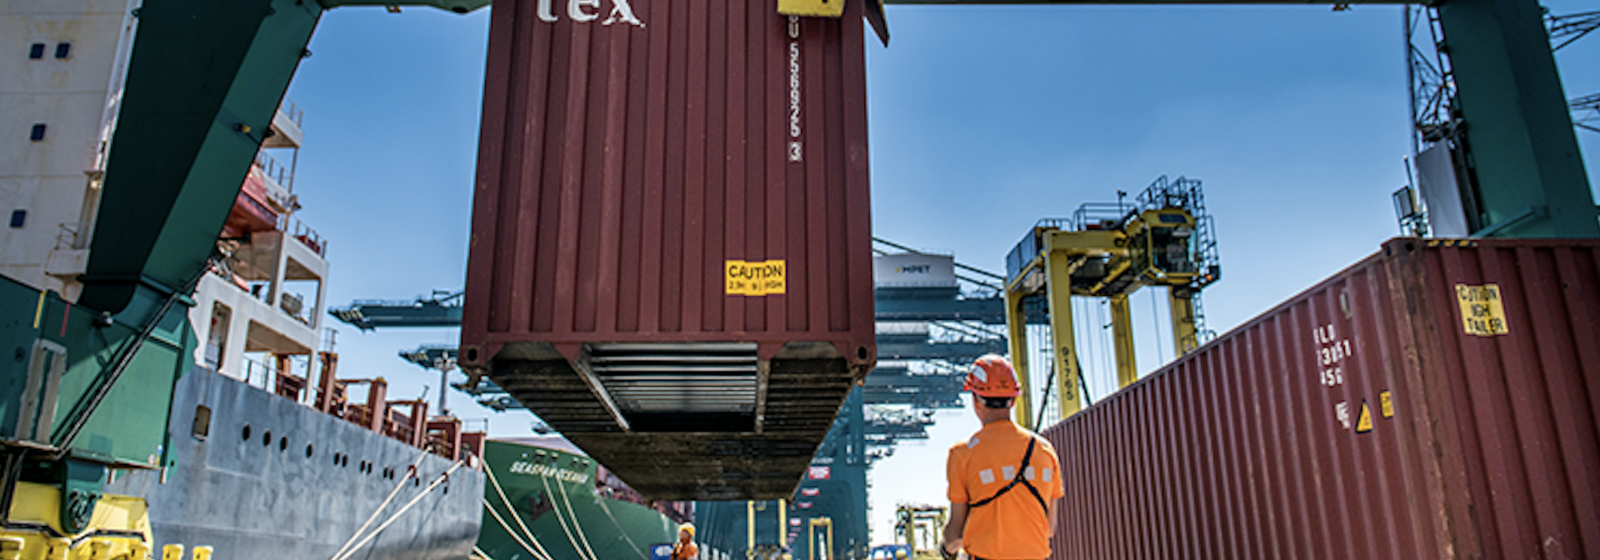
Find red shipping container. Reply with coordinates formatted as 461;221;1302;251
1042;238;1600;559
459;0;875;500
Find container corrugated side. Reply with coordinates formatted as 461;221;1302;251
458;0;874;500
1042;238;1600;559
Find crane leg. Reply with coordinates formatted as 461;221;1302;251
1168;287;1198;357
1004;287;1033;424
1045;253;1083;421
1110;295;1137;387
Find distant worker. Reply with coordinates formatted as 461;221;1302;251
941;355;1063;560
672;523;699;560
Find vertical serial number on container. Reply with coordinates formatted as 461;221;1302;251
1313;323;1354;386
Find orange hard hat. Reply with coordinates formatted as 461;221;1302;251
964;354;1020;398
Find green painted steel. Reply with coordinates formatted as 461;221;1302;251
0;275;194;469
1437;0;1599;237
478;440;680;560
81;0;323;313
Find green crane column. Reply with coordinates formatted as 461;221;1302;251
80;0;488;314
82;0;324;313
1438;0;1598;238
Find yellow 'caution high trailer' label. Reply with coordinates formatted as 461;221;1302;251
778;0;846;18
1455;284;1509;336
726;260;786;296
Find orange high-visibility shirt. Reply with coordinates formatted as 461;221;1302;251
672;541;699;560
946;419;1063;560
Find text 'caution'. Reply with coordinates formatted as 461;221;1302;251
778;0;845;17
1455;284;1509;337
727;260;786;296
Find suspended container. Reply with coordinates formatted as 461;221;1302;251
459;0;875;500
1043;238;1600;559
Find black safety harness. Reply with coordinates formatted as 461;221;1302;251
942;436;1051;560
967;436;1048;514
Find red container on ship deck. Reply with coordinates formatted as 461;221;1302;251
1042;238;1600;559
459;0;875;500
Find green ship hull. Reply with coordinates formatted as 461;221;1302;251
479;439;686;560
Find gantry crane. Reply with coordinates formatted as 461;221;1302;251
892;505;947;560
1003;176;1220;423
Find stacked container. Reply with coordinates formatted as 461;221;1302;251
1043;238;1600;559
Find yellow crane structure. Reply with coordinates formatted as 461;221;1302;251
807;518;835;560
1003;176;1220;424
892;505;948;560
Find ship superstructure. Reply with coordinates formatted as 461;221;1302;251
107;99;489;560
3;2;485;559
194;95;329;390
0;0;139;301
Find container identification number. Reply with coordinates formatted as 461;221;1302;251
787;17;804;163
1313;323;1353;387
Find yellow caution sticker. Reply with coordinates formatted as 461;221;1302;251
1456;284;1509;336
1355;400;1374;434
1380;390;1394;418
726;260;787;296
778;0;846;18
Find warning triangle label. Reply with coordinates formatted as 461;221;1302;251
1355;400;1374;434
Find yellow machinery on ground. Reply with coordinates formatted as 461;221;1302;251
1003;176;1220;423
1;481;154;560
891;505;946;560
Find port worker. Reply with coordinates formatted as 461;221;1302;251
941;355;1063;560
672;522;699;560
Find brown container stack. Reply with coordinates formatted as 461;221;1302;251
1043;238;1600;559
459;0;875;500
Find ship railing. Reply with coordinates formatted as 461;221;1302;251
240;356;279;392
280;215;328;257
55;221;90;250
254;150;294;191
239;355;311;404
280;96;305;128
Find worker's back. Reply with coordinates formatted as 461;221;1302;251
946;419;1061;560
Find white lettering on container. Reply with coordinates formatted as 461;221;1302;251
787;16;802;163
1313;322;1354;387
569;0;599;22
535;0;644;27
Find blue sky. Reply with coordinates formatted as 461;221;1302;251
282;1;1597;545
